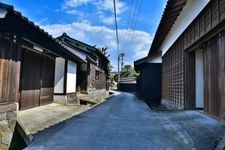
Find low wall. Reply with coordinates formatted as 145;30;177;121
54;93;80;105
118;83;137;92
0;103;17;150
87;89;109;102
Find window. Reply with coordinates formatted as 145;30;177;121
95;71;100;80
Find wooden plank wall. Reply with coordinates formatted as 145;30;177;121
219;33;225;120
204;33;225;119
40;55;55;106
183;52;195;109
0;31;21;105
88;63;107;90
162;0;225;110
138;63;162;106
182;0;223;50
162;40;184;108
95;71;106;89
20;49;42;110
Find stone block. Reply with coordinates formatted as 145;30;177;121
6;112;16;120
0;121;8;131
8;119;16;131
2;130;12;145
0;144;8;150
0;113;6;121
67;93;80;105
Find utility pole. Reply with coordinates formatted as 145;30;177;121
118;55;120;83
120;53;125;72
113;0;120;88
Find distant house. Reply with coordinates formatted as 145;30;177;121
0;2;86;148
143;0;225;120
57;33;110;94
134;52;162;106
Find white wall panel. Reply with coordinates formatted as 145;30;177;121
66;60;77;93
54;57;65;93
195;49;204;108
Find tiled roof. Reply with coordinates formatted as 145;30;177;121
0;2;86;63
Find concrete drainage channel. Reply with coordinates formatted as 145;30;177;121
9;123;29;150
9;91;116;150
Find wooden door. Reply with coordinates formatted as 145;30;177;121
40;55;55;105
20;49;42;110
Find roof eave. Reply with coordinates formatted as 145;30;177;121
148;0;187;56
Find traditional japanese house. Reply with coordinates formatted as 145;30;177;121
146;0;225;120
57;33;110;94
0;3;85;147
134;51;162;106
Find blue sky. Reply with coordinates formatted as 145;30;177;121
2;0;167;71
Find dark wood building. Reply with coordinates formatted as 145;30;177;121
0;2;83;148
134;52;162;106
57;33;110;93
147;0;225;120
0;3;84;111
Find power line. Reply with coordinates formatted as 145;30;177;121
126;0;134;32
127;0;143;42
133;0;143;30
123;0;134;51
123;0;143;50
126;0;139;41
120;0;137;61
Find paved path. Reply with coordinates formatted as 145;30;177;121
26;92;225;150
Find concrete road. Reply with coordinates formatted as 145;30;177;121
26;92;225;150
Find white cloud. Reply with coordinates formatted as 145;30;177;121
65;10;86;17
94;0;126;15
61;0;126;25
40;22;152;70
98;12;120;25
101;16;115;25
64;0;92;8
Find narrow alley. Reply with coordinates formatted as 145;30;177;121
26;92;225;150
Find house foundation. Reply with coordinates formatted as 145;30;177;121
0;103;17;149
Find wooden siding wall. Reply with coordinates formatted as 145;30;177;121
77;63;88;91
204;33;225;120
87;63;106;90
95;71;106;89
162;0;225;109
40;55;55;106
182;0;225;51
137;63;162;106
20;49;42;110
20;49;55;110
162;41;184;108
0;31;21;104
183;52;195;109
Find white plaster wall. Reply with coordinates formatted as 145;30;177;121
54;57;65;93
66;60;77;93
161;0;209;56
148;56;162;63
195;49;204;108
